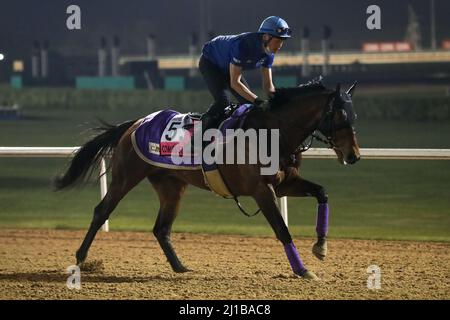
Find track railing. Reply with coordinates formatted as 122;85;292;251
1;147;450;229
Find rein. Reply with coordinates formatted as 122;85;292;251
293;131;335;154
294;94;337;154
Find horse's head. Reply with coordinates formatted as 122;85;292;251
266;78;361;165
317;82;361;165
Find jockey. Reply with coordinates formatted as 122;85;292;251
199;16;292;131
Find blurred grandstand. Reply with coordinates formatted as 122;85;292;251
0;1;449;90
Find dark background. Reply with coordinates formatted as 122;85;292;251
1;0;449;59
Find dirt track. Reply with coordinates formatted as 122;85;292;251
0;229;448;300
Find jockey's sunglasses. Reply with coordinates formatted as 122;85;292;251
276;27;291;36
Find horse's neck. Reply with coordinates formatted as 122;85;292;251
276;93;330;156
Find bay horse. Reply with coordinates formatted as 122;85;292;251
54;80;360;280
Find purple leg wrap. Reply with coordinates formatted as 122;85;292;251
283;242;307;275
316;203;329;238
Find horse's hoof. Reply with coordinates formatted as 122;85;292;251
299;270;320;281
173;265;191;273
312;239;327;261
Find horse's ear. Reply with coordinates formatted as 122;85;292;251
346;81;357;97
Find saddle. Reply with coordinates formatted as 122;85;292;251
183;112;202;128
182;103;240;130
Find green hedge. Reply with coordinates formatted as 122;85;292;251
1;85;449;121
353;96;450;121
0;86;211;113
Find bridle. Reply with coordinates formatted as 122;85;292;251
294;88;357;154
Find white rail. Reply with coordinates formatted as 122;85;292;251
2;147;450;159
1;147;450;228
0;147;109;231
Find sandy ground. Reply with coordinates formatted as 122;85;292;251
0;229;448;300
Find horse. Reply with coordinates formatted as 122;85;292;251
54;79;360;280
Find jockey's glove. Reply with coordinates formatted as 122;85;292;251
254;97;270;110
254;97;264;106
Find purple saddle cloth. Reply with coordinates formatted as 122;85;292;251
131;105;255;170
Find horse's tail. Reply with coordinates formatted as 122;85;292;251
53;119;138;190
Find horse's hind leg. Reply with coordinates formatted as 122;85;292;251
149;176;189;273
76;155;148;265
76;189;120;265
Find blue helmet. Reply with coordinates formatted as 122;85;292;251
258;16;292;39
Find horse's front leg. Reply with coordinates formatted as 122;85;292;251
252;183;319;280
275;174;329;261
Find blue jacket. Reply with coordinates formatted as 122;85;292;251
202;32;275;74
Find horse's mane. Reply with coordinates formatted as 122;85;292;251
269;78;331;110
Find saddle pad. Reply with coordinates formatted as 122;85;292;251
131;109;202;170
131;104;256;197
160;113;198;156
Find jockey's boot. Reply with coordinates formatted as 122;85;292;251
201;112;220;132
199;111;224;164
